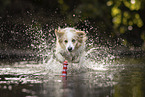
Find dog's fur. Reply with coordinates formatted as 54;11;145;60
55;27;87;64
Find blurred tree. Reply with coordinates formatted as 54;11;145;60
108;0;145;47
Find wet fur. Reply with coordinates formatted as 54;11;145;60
55;27;87;64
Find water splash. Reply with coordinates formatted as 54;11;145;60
24;22;116;74
26;21;55;63
0;22;118;85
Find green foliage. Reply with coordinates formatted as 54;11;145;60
110;0;144;33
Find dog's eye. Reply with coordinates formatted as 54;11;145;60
72;39;76;43
64;40;68;43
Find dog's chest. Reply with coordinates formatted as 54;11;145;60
61;51;80;62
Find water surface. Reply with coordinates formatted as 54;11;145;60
0;56;145;97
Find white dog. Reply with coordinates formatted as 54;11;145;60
55;27;87;64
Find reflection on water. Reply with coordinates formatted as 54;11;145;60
113;58;145;97
0;57;145;97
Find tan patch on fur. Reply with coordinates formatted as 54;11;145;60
76;31;86;37
75;43;81;49
58;37;65;49
75;36;83;49
55;29;66;49
55;29;64;38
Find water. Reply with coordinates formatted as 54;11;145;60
1;51;145;97
1;26;145;97
0;58;145;97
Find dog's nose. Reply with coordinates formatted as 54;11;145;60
68;47;72;52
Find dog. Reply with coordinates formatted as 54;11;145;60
54;27;87;64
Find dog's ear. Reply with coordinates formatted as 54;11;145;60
76;31;86;38
55;28;64;38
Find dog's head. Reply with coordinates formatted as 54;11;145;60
55;27;87;52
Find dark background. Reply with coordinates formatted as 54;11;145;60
0;0;145;55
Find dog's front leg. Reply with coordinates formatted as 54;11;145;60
55;52;65;63
79;51;86;65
